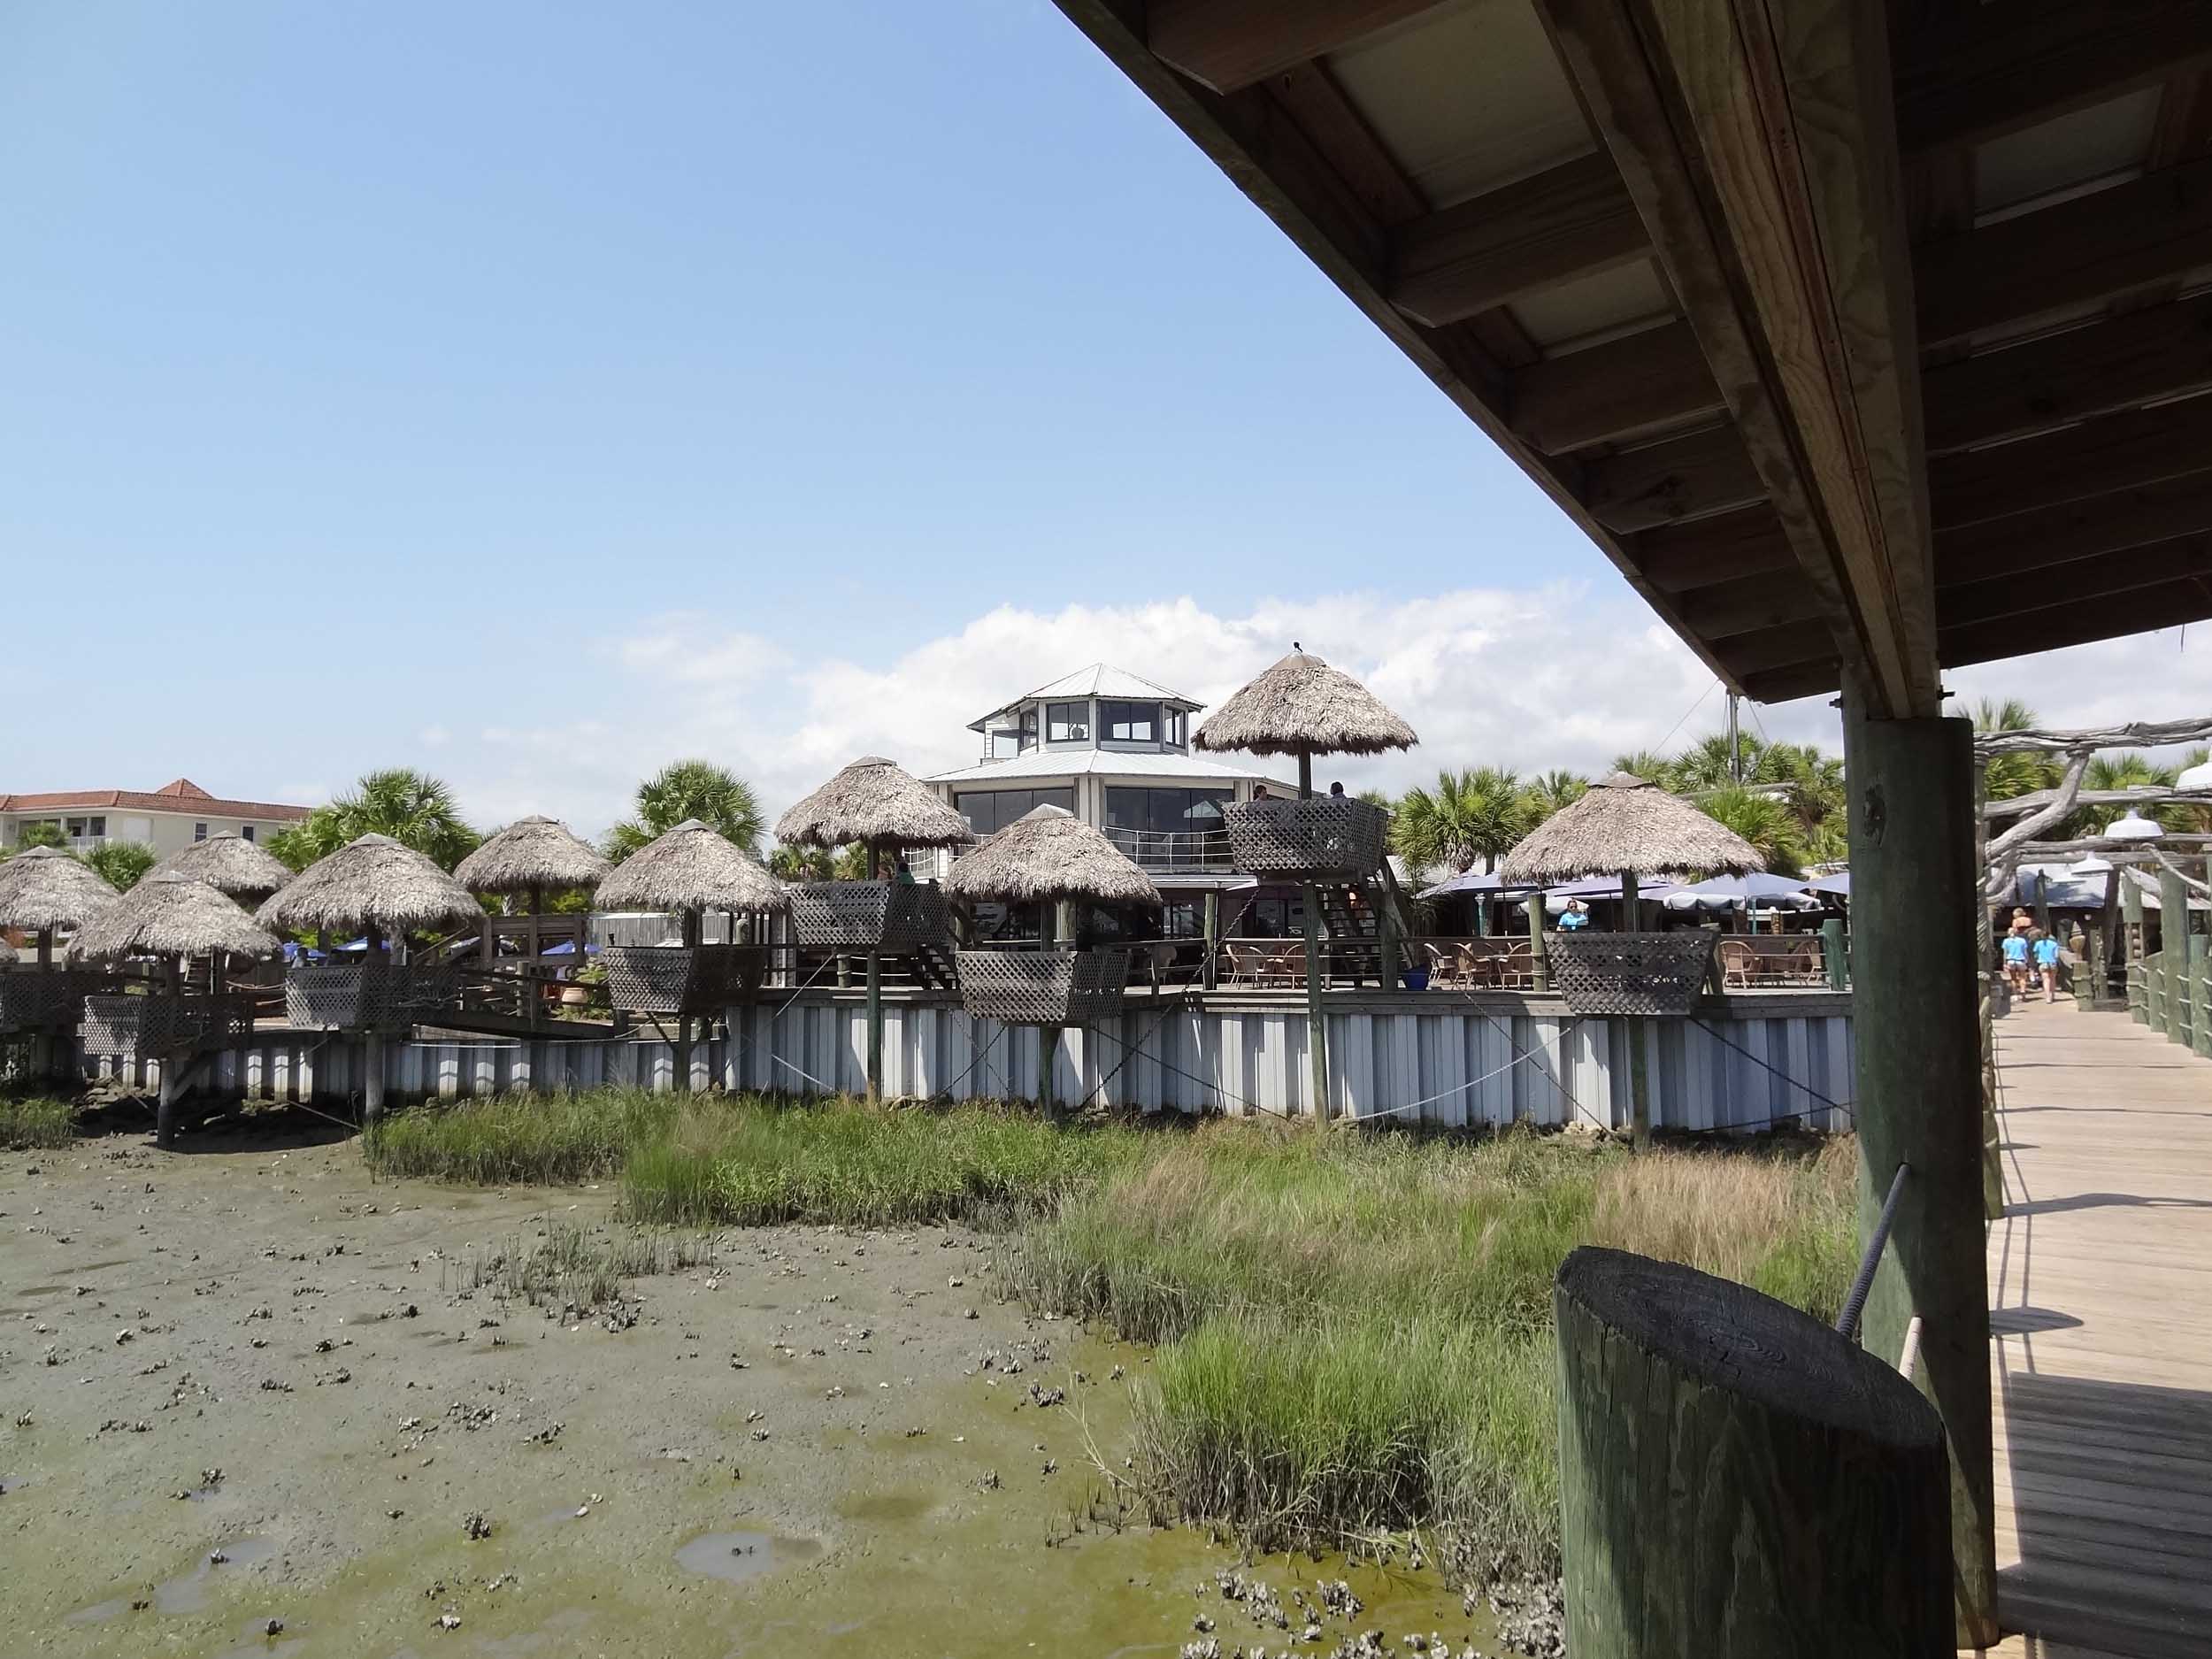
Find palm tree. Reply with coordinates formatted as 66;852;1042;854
605;760;764;863
83;841;157;892
270;769;480;872
1521;770;1588;827
1972;698;2060;803
1610;750;1680;792
1699;786;1805;877
768;842;835;881
1672;731;1762;794
1391;767;1531;874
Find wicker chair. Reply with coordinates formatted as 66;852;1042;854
1717;940;1755;989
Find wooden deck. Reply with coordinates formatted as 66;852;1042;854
1976;998;2212;1658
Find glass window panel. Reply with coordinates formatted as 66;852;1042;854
1103;787;1144;831
1100;701;1156;742
1047;702;1090;742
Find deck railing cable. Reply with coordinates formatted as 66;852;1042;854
1838;1160;1910;1341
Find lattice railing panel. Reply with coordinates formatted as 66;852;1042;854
282;959;457;1031
600;944;766;1014
955;946;1130;1025
0;969;110;1033
80;993;256;1057
788;881;953;951
1546;931;1718;1017
1223;798;1388;878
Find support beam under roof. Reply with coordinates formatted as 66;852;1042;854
1923;294;2212;455
1509;319;1724;452
1936;535;2212;631
1939;575;2212;668
1894;0;2212;155
1935;467;2212;588
1916;157;2212;349
1931;390;2212;530
1582;424;1766;534
1387;153;1651;328
1542;0;1939;718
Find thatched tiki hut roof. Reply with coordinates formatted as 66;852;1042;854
944;806;1163;907
148;832;296;903
594;819;788;915
775;756;972;854
0;937;16;964
1194;649;1418;761
453;816;611;896
73;872;280;964
0;847;119;933
1500;772;1764;886
255;833;485;938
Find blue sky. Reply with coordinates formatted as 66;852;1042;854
4;4;2199;832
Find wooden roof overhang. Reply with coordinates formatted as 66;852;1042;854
1051;0;2212;718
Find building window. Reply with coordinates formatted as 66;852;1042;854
988;709;1040;759
242;825;256;842
1103;787;1229;841
194;822;208;842
1046;702;1090;743
1100;701;1157;742
88;817;105;837
1165;709;1187;748
955;787;1076;837
65;818;87;838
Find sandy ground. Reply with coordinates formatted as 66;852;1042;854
2;1111;1492;1659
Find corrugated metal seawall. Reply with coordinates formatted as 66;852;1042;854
78;992;1852;1133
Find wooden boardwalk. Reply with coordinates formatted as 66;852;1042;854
1977;999;2212;1657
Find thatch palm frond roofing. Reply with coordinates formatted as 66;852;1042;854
254;834;486;936
452;816;611;896
1193;650;1418;757
147;833;296;902
73;872;280;964
0;847;119;932
594;819;788;914
0;937;14;964
1499;772;1764;885
775;756;973;851
943;805;1164;906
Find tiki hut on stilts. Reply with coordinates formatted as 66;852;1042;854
255;834;485;1127
774;757;972;1100
943;804;1161;1112
593;819;787;1091
73;872;278;1145
1194;649;1417;1119
1500;772;1763;1148
0;848;120;1081
147;832;296;905
453;817;611;1026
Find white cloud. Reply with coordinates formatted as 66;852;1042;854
611;615;789;687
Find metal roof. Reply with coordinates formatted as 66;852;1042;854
929;748;1286;787
967;664;1202;733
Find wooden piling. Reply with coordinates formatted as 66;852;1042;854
1841;703;1998;1646
1554;1248;1951;1658
1821;917;1847;988
2160;866;2190;1047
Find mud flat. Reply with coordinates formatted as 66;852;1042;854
2;1118;1494;1656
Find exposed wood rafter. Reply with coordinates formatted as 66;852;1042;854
1146;0;1448;96
1509;319;1725;452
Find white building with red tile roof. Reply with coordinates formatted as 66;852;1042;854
0;778;311;857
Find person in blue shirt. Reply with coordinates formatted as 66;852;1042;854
2032;930;2062;1000
1558;898;1591;931
2001;928;2030;995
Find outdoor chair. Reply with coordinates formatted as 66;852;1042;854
1425;943;1458;987
1718;940;1755;990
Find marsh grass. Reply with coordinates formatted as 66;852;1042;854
1000;1124;1854;1571
364;1089;685;1186
0;1090;74;1150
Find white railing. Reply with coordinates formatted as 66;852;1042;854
1100;826;1234;872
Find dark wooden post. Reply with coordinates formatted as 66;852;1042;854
1821;916;1847;988
1972;763;2002;1217
1201;888;1219;991
1554;1248;1951;1658
2161;865;2190;1047
2123;876;2147;1019
1527;890;1548;993
1841;703;1998;1646
1297;749;1329;1122
1619;868;1650;1150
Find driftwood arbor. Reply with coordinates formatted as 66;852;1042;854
1194;649;1417;1118
1501;772;1763;1148
0;848;119;1075
943;804;1162;1110
1554;1248;1951;1658
593;818;787;1090
452;817;611;1025
774;757;972;1100
72;872;279;1146
255;834;485;1125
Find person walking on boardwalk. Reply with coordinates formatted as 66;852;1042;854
2033;928;2062;1000
2002;926;2030;997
